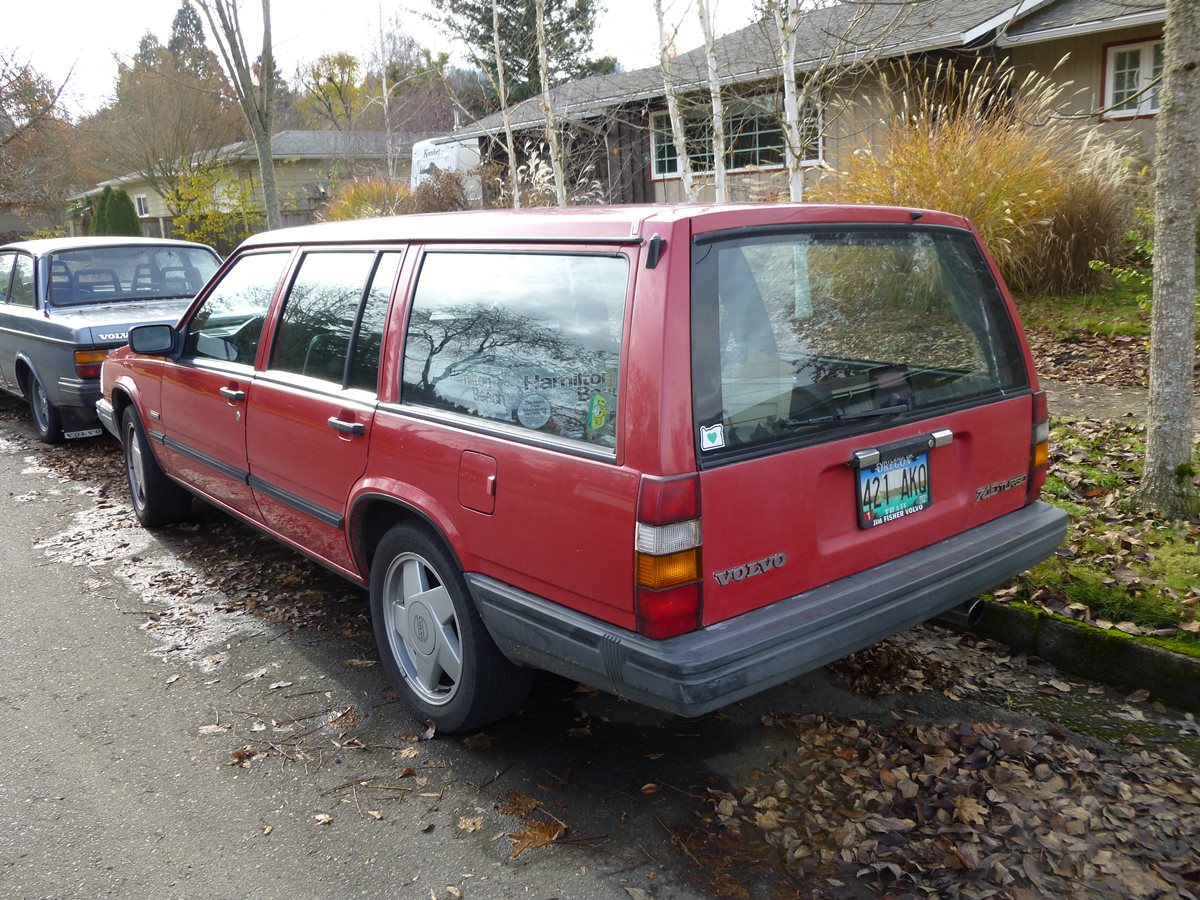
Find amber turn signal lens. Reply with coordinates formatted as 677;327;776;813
74;349;109;379
636;548;700;589
1032;441;1049;469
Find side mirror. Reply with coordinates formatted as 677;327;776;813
128;323;176;355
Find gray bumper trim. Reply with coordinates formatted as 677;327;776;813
96;398;118;439
470;501;1068;717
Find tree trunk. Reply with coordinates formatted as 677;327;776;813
1140;0;1199;517
534;0;568;207
654;0;697;202
697;0;726;204
196;0;281;230
492;0;521;208
773;0;805;202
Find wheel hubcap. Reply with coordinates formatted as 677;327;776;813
382;552;463;706
32;382;49;430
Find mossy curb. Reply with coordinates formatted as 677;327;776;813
969;601;1200;713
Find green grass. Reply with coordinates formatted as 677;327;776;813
1015;281;1149;338
1010;418;1200;645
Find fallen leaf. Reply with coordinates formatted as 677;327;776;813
446;888;463;900
262;825;273;835
165;674;180;686
640;783;659;794
497;792;541;817
199;723;231;735
367;810;382;820
458;816;483;833
399;747;420;760
314;814;333;826
342;658;377;668
952;796;988;827
268;681;293;690
507;818;566;858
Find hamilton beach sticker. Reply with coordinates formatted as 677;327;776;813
700;423;725;451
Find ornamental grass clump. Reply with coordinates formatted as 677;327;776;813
811;59;1134;295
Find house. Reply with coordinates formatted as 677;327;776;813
446;0;1165;205
71;130;428;238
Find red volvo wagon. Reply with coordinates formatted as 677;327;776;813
98;205;1067;732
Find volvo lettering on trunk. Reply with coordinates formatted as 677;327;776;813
714;553;787;587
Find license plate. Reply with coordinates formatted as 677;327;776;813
857;452;930;528
64;428;104;440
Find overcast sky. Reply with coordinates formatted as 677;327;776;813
7;0;756;119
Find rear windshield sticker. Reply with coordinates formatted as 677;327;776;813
700;423;725;451
517;393;552;430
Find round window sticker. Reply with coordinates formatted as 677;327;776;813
517;393;552;430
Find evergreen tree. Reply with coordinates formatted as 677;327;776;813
106;190;143;237
91;186;113;235
428;0;612;103
168;0;214;78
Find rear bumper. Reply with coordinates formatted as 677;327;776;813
96;398;118;439
470;501;1068;717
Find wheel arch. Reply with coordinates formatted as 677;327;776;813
350;494;465;583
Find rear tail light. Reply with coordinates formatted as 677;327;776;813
74;349;108;379
635;474;702;639
1028;390;1049;502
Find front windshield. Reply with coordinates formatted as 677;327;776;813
47;245;220;306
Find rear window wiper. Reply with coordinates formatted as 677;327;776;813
782;402;911;429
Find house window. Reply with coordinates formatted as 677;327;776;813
135;195;150;217
650;93;821;179
1105;39;1164;117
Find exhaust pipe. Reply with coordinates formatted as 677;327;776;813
934;598;986;630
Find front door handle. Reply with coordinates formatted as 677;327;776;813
218;386;245;402
327;416;365;436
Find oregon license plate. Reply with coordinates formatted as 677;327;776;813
857;452;931;528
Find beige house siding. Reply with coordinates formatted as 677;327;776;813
1007;25;1164;162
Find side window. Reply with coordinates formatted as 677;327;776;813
402;251;629;449
0;252;16;302
185;252;289;363
347;252;401;392
269;251;378;383
9;255;35;307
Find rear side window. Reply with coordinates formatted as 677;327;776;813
402;251;628;449
691;228;1026;459
0;252;15;302
269;250;400;392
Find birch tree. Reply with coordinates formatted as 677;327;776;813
697;0;726;203
492;0;521;207
534;0;568;207
193;0;282;230
654;0;698;202
1140;0;1199;517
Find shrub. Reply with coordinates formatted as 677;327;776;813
489;141;606;208
90;186;113;236
810;59;1135;295
106;189;143;237
168;166;257;255
319;177;412;221
319;170;470;222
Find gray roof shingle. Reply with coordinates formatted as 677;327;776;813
453;0;1025;139
1003;0;1164;39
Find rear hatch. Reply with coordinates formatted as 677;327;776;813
689;221;1035;625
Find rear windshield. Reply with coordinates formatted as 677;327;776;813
47;245;220;306
691;226;1027;460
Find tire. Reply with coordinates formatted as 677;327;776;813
121;406;192;527
370;524;533;733
27;371;63;444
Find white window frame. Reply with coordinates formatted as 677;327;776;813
1104;38;1164;119
134;194;150;217
649;92;823;180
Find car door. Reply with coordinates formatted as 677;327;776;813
155;250;292;520
245;249;402;575
0;251;17;388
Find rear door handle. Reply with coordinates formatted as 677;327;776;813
327;416;365;436
218;386;245;402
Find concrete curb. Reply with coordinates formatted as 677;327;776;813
970;601;1200;713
